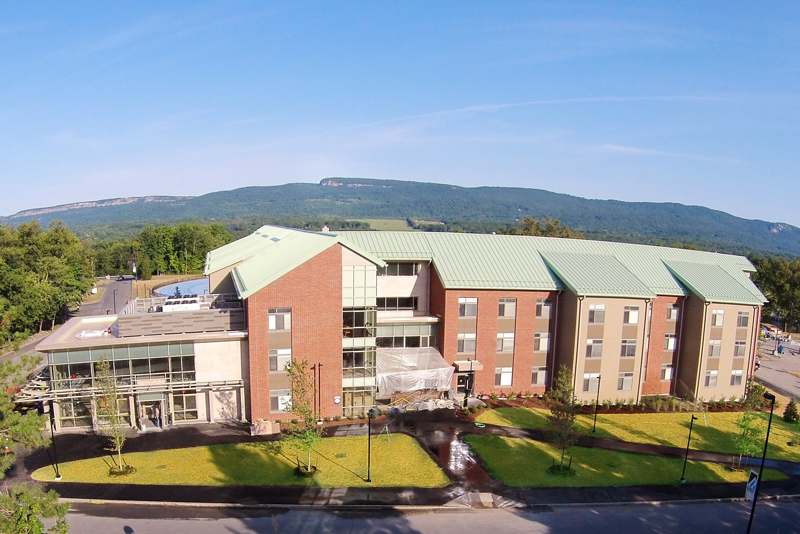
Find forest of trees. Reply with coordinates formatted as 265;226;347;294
750;256;800;331
0;221;93;344
91;222;234;279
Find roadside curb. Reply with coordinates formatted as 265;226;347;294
60;492;800;511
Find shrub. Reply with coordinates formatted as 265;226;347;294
334;415;341;421
470;406;478;414
784;399;800;423
358;413;366;420
324;417;332;422
489;392;499;401
602;400;611;411
507;391;517;401
291;419;298;424
667;396;676;411
347;415;354;421
590;399;597;412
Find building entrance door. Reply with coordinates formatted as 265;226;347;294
136;393;164;430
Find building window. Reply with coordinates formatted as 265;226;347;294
383;262;418;276
705;370;718;388
667;304;680;321
173;389;199;420
588;304;605;324
58;399;93;428
377;297;417;311
458;297;478;317
661;364;674;381
617;372;634;391
623;306;639;324
498;298;516;317
531;366;547;386
269;392;290;413
534;332;549;352
664;334;677;351
269;349;291;372
268;308;291;330
536;298;553;319
496;333;515;352
586;339;603;358
731;370;744;386
343;308;376;338
343;349;376;379
620;339;637;358
342;387;376;418
734;341;747;357
708;340;721;358
711;309;724;327
737;311;749;328
495;367;512;387
583;373;600;392
457;333;476;353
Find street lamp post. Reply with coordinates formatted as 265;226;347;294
680;414;699;483
113;289;117;314
48;400;61;481
366;409;374;483
591;374;602;434
745;392;776;534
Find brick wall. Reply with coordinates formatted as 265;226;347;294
642;296;683;396
430;266;557;395
246;244;343;421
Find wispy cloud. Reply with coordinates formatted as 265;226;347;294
598;143;742;164
47;130;105;150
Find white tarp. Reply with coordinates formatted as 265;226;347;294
376;347;454;395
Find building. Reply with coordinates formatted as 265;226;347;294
29;225;766;432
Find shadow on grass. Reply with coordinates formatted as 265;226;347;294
462;434;778;488
207;442;323;487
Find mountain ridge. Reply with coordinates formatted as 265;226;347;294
3;178;798;257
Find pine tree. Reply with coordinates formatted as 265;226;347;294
546;365;581;471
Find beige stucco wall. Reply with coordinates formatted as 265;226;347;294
194;339;247;420
376;261;430;316
573;297;649;403
208;261;243;294
693;303;756;400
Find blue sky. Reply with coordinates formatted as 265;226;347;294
2;2;800;225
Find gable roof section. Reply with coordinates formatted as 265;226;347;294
664;261;766;305
337;231;765;304
541;251;654;299
205;225;385;300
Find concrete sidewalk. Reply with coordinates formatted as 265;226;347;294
16;411;800;508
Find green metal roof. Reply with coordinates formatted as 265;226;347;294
205;226;385;300
664;261;766;305
338;231;766;304
541;251;654;299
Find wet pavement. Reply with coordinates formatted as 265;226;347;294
13;410;800;508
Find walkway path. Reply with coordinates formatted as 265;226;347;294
17;409;800;508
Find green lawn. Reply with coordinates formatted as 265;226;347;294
463;434;787;488
32;435;449;488
349;219;414;231
477;407;800;463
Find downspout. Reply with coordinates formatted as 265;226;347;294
550;290;562;390
746;305;760;380
572;296;585;394
635;298;652;404
692;302;710;400
672;297;687;396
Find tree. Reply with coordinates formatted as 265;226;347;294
500;216;583;239
546;365;581;471
743;377;766;411
784;398;799;423
732;410;765;469
283;358;323;473
2;356;69;532
93;359;128;472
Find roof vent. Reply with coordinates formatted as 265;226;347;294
271;237;280;242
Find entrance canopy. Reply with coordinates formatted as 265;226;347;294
376;347;454;395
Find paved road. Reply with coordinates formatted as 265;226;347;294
80;278;133;317
64;500;800;534
756;339;800;401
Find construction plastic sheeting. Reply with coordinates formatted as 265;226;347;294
376;347;454;394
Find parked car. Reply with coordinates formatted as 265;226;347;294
117;275;125;281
